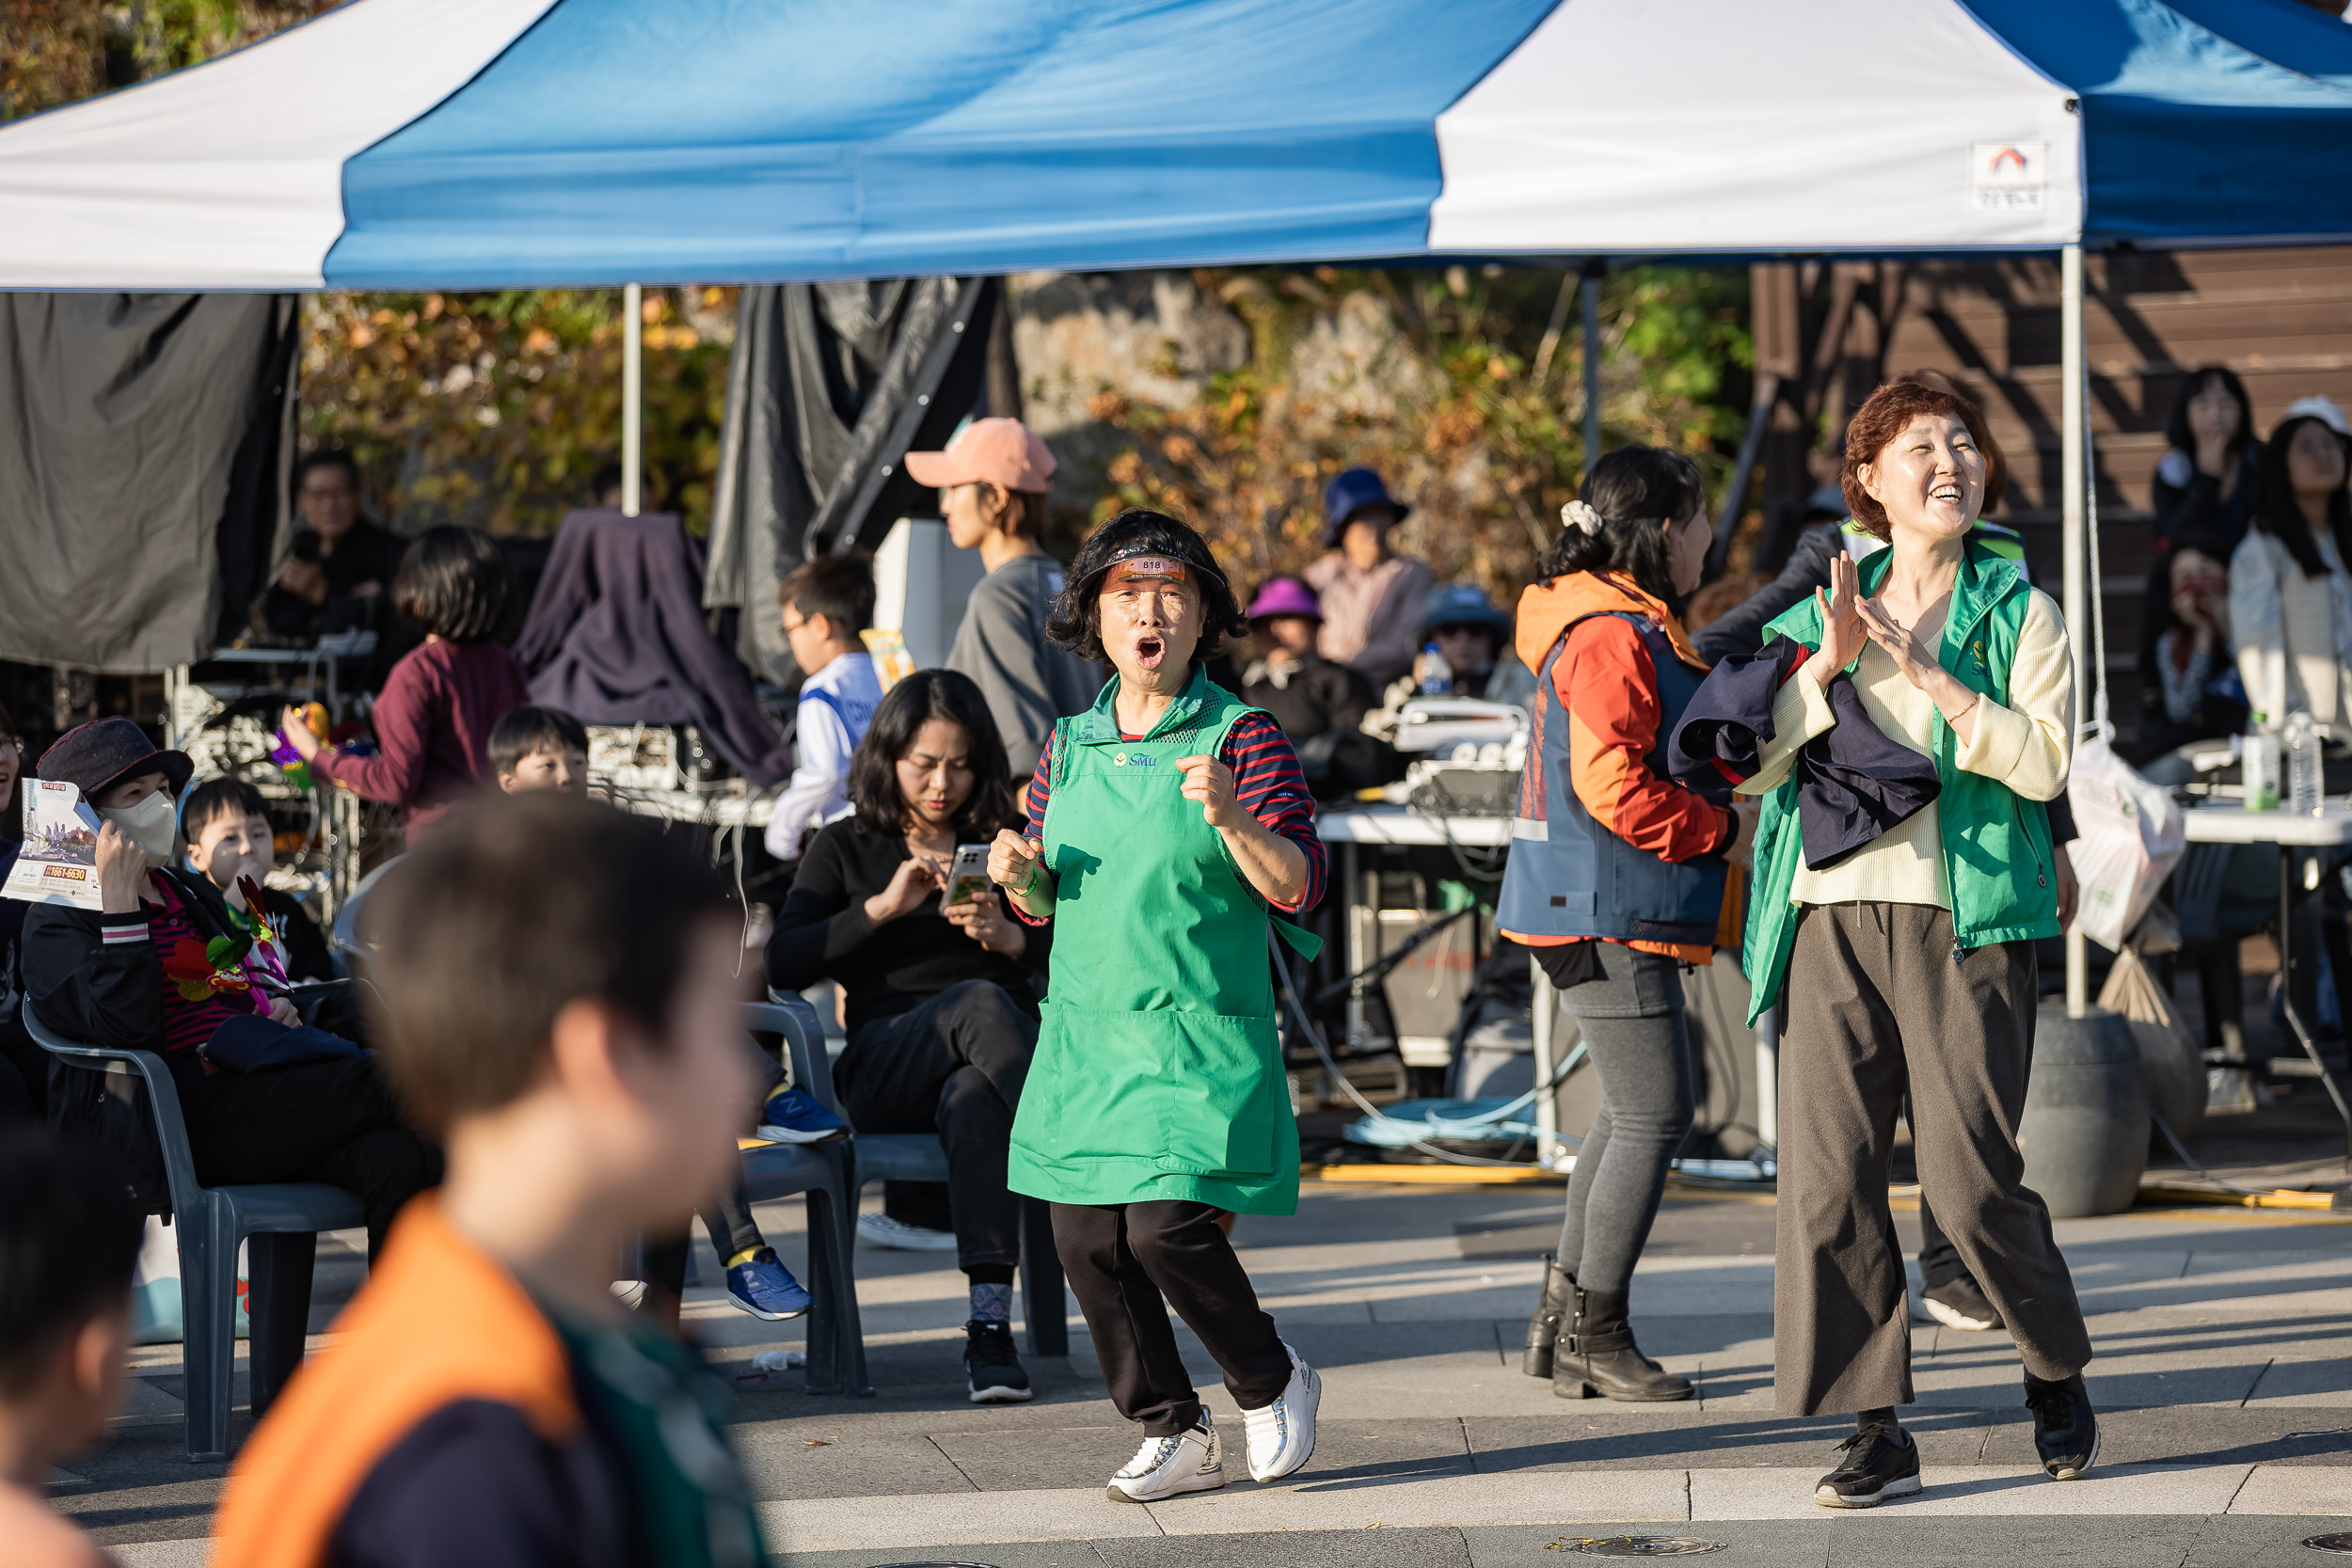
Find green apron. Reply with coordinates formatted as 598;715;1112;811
1007;668;1318;1216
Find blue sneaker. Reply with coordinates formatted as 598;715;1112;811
754;1085;849;1145
725;1249;813;1321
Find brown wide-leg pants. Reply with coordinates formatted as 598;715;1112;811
1773;902;2092;1416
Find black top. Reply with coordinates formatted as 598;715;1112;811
263;519;411;640
326;1399;634;1568
765;817;1051;1034
1239;655;1372;743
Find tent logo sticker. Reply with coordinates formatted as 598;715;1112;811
1971;140;2047;214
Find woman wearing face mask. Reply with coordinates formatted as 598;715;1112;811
992;511;1328;1505
1502;447;1752;1410
19;720;435;1262
1731;381;2092;1508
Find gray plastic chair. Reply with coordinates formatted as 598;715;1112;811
739;998;871;1395
766;989;1068;1356
24;1004;364;1463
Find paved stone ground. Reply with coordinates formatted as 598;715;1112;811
60;1142;2352;1568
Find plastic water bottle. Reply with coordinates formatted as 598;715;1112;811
2287;708;2322;816
2244;711;2280;812
1416;641;1452;696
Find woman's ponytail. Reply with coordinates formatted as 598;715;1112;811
1537;446;1705;610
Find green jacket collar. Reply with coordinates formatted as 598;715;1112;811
1072;662;1219;746
1853;533;2026;661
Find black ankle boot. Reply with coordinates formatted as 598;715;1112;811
1552;1287;1693;1402
1521;1254;1576;1379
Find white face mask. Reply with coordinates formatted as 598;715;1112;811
99;788;179;863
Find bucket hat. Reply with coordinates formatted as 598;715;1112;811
1421;583;1511;638
1322;467;1409;546
1247;577;1323;623
38;717;194;800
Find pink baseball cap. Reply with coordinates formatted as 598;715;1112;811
904;418;1056;493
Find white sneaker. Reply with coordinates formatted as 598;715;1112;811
856;1212;959;1252
1106;1415;1225;1503
1240;1343;1321;1482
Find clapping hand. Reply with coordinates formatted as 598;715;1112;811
1805;552;1866;690
1854;594;1946;690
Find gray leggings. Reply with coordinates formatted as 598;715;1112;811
1542;942;1696;1296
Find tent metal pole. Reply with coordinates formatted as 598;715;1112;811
622;281;644;517
2060;243;2088;1018
1581;260;1603;468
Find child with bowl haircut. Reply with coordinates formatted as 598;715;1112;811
489;705;590;796
213;793;766;1568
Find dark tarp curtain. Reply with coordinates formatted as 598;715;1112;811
702;277;1000;686
0;293;296;673
513;507;793;788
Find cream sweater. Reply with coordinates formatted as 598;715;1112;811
1737;588;2074;909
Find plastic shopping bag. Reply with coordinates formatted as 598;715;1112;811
2068;727;2185;953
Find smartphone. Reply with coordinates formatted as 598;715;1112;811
945;844;993;909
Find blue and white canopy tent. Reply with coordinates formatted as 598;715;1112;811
4;0;2351;289
4;0;2352;1016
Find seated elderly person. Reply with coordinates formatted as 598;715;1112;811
1239;577;1393;797
20;721;435;1260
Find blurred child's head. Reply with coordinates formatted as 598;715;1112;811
365;794;752;1227
778;553;876;679
182;777;274;896
0;1131;142;1468
488;706;590;795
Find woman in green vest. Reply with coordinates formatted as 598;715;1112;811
989;510;1327;1505
1732;380;2098;1508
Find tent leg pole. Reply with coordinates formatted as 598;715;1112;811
622;281;644;517
2060;243;2088;1019
1581;261;1603;469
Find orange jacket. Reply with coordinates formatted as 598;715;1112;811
211;1197;581;1568
1507;570;1731;962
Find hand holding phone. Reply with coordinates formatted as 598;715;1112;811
945;844;993;910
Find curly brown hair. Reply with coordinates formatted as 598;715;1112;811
1841;380;1995;541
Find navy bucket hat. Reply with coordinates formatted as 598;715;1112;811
1322;467;1409;546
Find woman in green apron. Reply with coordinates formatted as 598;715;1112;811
989;511;1328;1505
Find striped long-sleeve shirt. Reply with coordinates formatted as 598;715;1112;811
1015;711;1328;919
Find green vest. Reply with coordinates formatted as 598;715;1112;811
1841;515;2028;571
1007;666;1313;1215
1740;536;2059;1023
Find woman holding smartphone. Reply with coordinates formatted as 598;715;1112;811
766;668;1048;1405
992;510;1328;1505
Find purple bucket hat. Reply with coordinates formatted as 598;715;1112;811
1247;577;1323;623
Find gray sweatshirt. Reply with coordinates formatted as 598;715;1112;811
946;552;1107;782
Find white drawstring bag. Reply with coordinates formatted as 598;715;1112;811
2067;725;2185;953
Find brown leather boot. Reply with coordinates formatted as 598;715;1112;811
1520;1254;1576;1379
1551;1287;1693;1402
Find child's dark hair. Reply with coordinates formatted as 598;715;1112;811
0;1130;142;1398
488;705;590;779
393;526;510;642
849;669;1017;839
363;793;736;1136
2252;413;2352;581
182;776;268;839
1537;446;1707;611
1047;509;1247;667
779;552;877;634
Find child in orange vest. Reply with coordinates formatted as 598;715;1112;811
213;793;766;1568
